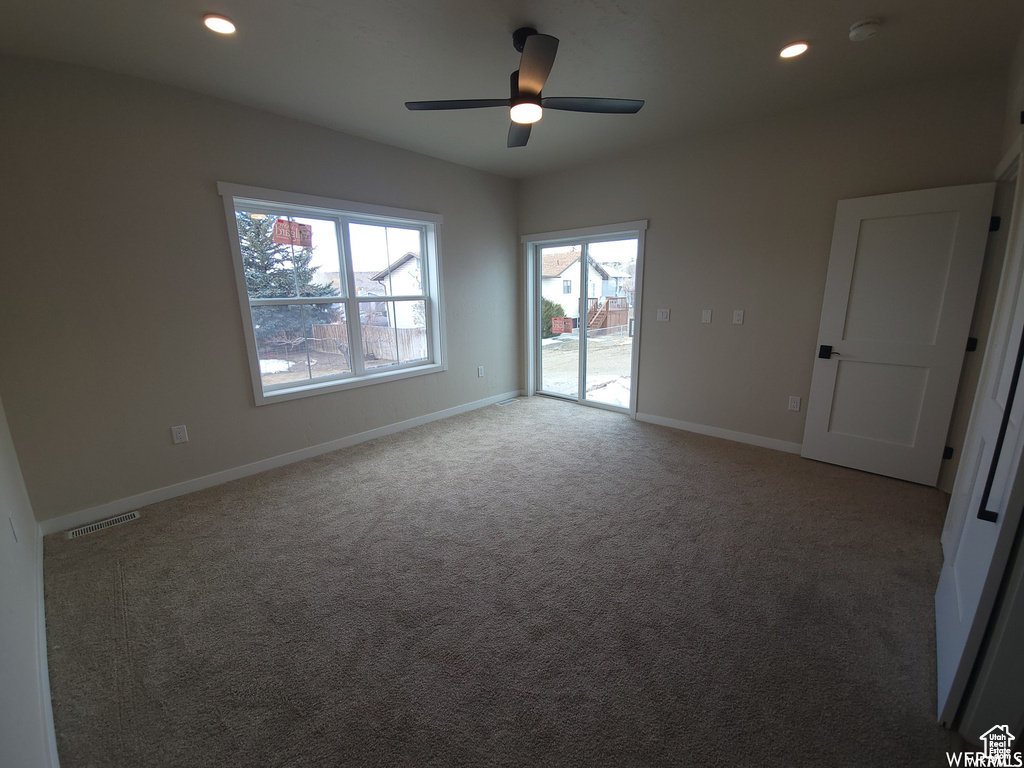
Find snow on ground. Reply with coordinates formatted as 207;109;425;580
259;359;293;374
586;378;631;409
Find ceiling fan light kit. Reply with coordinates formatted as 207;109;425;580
405;26;644;148
510;100;543;124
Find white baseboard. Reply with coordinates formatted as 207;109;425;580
40;391;523;536
635;412;803;455
36;529;60;767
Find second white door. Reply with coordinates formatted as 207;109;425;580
802;183;995;485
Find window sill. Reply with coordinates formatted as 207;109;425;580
254;361;447;406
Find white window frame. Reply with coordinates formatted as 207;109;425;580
218;182;446;405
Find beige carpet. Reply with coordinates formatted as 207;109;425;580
44;396;966;766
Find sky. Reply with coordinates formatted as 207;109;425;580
288;217;421;277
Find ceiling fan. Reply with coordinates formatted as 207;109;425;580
405;27;644;148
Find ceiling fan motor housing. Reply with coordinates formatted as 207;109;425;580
512;27;538;53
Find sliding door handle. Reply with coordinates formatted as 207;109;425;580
818;345;840;359
978;508;999;523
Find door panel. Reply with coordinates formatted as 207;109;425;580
844;211;958;345
828;360;928;444
802;183;995;485
539;244;582;398
584;240;637;409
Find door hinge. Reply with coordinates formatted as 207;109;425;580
990;216;1001;232
967;337;978;352
943;446;954;460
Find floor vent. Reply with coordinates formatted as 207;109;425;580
67;511;140;540
496;398;519;406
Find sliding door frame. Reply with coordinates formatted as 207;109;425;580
522;220;648;418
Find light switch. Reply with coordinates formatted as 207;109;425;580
657;308;670;322
701;309;712;324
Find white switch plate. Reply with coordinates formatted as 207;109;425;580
701;309;712;324
657;308;670;322
477;366;484;377
171;425;189;444
788;396;801;412
733;309;744;325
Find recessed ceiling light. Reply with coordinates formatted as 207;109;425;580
203;14;236;35
779;42;809;58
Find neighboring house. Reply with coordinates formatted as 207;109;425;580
370;252;423;329
541;249;629;325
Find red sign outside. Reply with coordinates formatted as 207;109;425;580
273;219;313;248
552;317;572;334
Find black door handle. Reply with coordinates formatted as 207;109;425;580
818;345;840;359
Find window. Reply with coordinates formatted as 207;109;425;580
563;279;572;294
218;183;445;404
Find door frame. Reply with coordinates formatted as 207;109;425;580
522;220;648;417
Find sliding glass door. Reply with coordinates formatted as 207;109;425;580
535;234;640;412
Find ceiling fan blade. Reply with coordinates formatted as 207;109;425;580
541;97;645;114
517;33;559;95
405;99;509;111
507;122;531;148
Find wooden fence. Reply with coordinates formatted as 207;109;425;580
310;322;427;364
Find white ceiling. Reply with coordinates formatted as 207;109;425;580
2;0;1022;179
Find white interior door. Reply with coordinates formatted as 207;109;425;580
937;147;1024;727
802;183;995;485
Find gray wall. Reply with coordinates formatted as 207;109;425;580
0;57;520;522
0;394;53;768
519;73;1007;460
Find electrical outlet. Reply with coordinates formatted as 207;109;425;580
477;366;484;378
788;396;801;412
701;309;712;324
171;425;189;444
657;308;670;322
733;309;744;325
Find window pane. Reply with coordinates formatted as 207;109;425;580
348;223;423;296
237;211;342;299
359;300;428;369
252;303;345;389
306;305;353;379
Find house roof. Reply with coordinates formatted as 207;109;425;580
541;250;612;280
369;252;419;282
541;250;580;278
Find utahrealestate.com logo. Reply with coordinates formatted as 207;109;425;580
947;725;1023;767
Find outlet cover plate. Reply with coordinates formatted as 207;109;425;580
701;309;712;324
657;308;670;322
171;425;189;444
788;396;801;412
733;309;744;325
